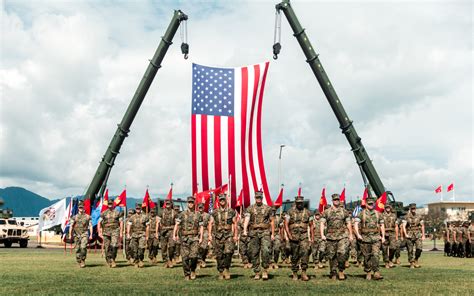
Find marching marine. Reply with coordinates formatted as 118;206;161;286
402;203;425;268
127;203;149;268
243;191;275;280
173;196;203;280
354;197;385;280
285;196;313;281
98;201;124;268
381;204;399;268
312;211;326;269
157;200;177;267
270;208;284;269
238;215;251;268
320;194;353;280
208;194;238;280
124;208;135;263
198;202;211;268
69;201;92;268
147;209;159;264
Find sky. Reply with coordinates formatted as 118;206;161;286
0;0;472;207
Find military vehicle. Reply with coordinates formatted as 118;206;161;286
0;210;29;248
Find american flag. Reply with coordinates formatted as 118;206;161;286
191;62;272;208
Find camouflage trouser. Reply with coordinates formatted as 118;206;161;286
458;240;467;257
349;239;357;261
406;236;423;263
174;240;182;260
326;238;349;275
249;230;271;273
199;231;209;262
180;235;199;276
147;236;159;260
444;241;451;256
159;230;175;262
213;233;235;272
382;232;398;263
74;233;88;263
361;241;381;272
290;238;311;272
239;235;250;264
125;237;132;260
130;233;146;263
312;238;326;263
281;240;291;261
394;239;402;259
271;235;281;264
103;229;120;262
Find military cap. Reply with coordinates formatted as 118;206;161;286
165;199;172;205
218;194;227;201
331;194;340;201
135;203;141;209
255;191;263;199
128;209;135;215
78;201;84;208
187;196;195;203
295;195;304;203
198;202;205;208
367;196;376;204
174;205;180;210
409;203;416;209
314;211;321;216
385;203;392;208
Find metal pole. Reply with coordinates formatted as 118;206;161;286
278;144;285;195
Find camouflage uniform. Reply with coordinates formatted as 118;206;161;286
468;223;473;258
238;218;250;266
211;204;236;277
245;193;274;278
349;218;363;265
271;214;284;267
286;196;313;280
355;207;384;277
147;212;159;262
402;205;424;266
198;206;211;266
99;208;123;265
70;211;91;265
173;206;182;261
450;223;458;257
124;209;135;261
381;207;398;265
175;201;202;279
459;222;469;257
312;213;327;267
158;205;177;265
128;208;149;267
443;223;451;256
321;196;351;279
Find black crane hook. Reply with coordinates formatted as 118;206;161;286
273;42;281;60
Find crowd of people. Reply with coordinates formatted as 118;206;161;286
68;191;473;281
443;221;473;258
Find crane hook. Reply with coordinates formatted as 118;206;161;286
273;42;281;60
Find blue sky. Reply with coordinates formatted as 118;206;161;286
0;0;472;206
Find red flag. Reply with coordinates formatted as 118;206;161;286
83;199;91;215
274;187;283;208
114;189;127;207
318;188;327;213
297;186;302;196
435;186;442;193
375;192;387;213
361;187;368;208
447;183;454;192
162;186;173;208
101;189;110;212
236;189;243;208
340;188;346;203
142;189;156;210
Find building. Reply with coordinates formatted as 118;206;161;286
13;217;40;235
427;201;474;221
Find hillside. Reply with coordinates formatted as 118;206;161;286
0;187;53;216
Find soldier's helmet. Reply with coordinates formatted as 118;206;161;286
409;203;416;209
331;194;340;201
218;194;227;201
255;191;263;200
295;196;304;203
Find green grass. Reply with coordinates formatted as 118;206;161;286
0;249;472;295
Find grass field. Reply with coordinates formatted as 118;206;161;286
0;248;472;295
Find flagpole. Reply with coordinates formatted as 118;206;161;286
278;144;285;198
453;184;455;201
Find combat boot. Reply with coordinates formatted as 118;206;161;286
219;272;224;280
395;258;401;265
110;260;117;268
330;273;337;280
301;271;309;281
366;272;372;280
338;271;345;280
273;263;279;269
410;262;415;269
246;263;252;269
318;263;324;269
414;260;421;268
373;272;383;280
201;261;207;268
224;269;231;280
385;262;390;269
190;271;196;280
184;275;190;281
389;261;394;268
254;273;261;280
138;261;144;268
80;260;86;268
344;261;350;268
292;271;298;281
262;269;269;280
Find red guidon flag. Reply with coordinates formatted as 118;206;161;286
114;189;127;207
340;187;346;204
297;186;302;197
142;189;155;210
447;183;454;192
361;187;368;208
375;192;387;212
191;62;272;208
274;187;283;208
435;186;442;194
236;189;243;208
162;186;173;209
101;189;110;212
319;188;327;213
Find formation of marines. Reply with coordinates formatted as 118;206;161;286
69;190;474;281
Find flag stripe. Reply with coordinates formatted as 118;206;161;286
240;67;250;207
214;116;222;188
256;62;272;205
201;115;209;191
191;114;198;194
247;64;260;193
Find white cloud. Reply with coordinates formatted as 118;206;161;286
0;1;472;207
